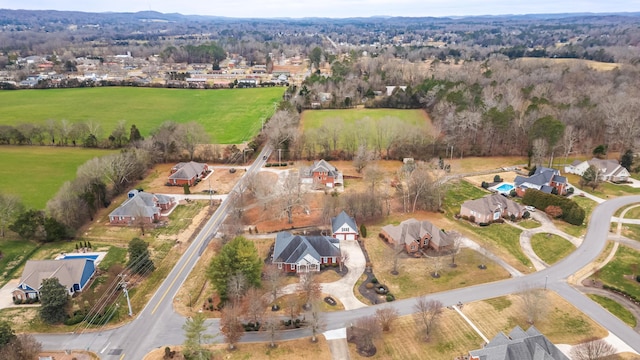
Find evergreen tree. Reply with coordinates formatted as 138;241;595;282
0;320;15;347
129;124;143;142
621;149;634;171
39;278;68;324
182;313;212;360
127;237;155;275
207;236;262;302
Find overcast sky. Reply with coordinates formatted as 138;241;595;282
1;0;640;18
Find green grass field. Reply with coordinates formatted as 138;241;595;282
0;146;115;209
0;87;284;143
302;108;431;129
531;233;576;265
587;294;637;327
595;245;640;300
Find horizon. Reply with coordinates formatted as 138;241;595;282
2;1;640;19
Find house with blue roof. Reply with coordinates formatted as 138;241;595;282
12;258;96;301
272;232;341;273
331;210;359;240
514;167;567;197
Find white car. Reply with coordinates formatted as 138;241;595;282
525;205;536;212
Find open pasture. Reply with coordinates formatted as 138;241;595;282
0;87;284;143
0;146;115;209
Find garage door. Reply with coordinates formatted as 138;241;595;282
346;234;355;240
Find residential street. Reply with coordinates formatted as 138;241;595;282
33;184;640;358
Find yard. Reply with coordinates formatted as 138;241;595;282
0;239;39;286
530;233;576;265
0;146;116;209
590;245;640;300
144;337;330;360
348;308;483;360
0;87;284;143
464;291;607;345
564;173;640;199
587;294;637;327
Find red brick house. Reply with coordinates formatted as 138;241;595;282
108;190;176;225
514;166;567;197
460;194;525;224
272;232;341;273
380;219;453;253
168;161;210;186
301;159;344;188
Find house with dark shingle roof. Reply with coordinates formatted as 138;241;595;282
13;259;96;301
564;158;630;183
109;190;175;225
272;232;341;273
380;218;453;253
300;159;344;188
514;166;567;196
460;194;525;224
168;161;210;186
469;326;569;360
331;210;359;240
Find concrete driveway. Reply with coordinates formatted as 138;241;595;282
321;240;368;310
0;279;18;309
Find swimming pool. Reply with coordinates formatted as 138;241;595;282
491;182;515;194
61;254;99;261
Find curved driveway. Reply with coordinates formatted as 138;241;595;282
34;193;640;357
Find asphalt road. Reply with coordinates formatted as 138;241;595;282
35;184;640;356
35;145;272;359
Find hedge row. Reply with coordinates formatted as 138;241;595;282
265;163;289;167
522;189;585;225
602;284;640;305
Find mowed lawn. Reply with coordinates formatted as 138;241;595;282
0;146;115;209
0;87;284;143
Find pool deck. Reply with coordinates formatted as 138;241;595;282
54;251;107;266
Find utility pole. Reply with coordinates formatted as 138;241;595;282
119;274;133;316
544;275;548;291
278;148;282;163
208;179;213;207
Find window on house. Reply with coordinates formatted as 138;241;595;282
341;227;349;232
291;264;296;270
277;263;282;269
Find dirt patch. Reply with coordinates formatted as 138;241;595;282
465;171;519;187
142;163;244;195
39;351;98;360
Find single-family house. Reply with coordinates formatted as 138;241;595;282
301;159;344;188
12;259;96;301
331;210;359;240
469;326;569;360
272;232;341;273
380;219;453;253
564;158;630;182
460;194;525;224
109;190;175;225
514;166;567;196
168;161;210;186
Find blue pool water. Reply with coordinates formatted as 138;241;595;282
61;254;99;261
495;183;514;193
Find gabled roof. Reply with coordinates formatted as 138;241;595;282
381;219;453;247
169;161;208;181
304;159;340;177
273;232;341;265
469;326;569;360
331;210;358;234
462;194;524;217
587;158;623;177
109;192;173;218
18;259;92;292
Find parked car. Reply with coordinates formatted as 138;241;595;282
263;155;267;160
525;205;536;212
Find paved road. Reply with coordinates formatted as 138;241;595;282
35;146;272;359
35;190;640;356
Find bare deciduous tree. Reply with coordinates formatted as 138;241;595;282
413;297;443;341
262;312;280;348
243;287;266;325
570;338;617;360
349;315;381;356
285;294;300;321
220;303;244;350
227;271;248;306
309;299;324;342
279;170;307;224
353;144;375;173
264;264;283;303
519;285;547;325
298;272;322;308
179;121;209;160
375;306;400;332
449;232;462;267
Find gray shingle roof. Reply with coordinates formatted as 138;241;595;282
469;326;569;360
461;194;524;217
331;210;358;234
169;161;208;181
18;259;91;292
109;191;173;219
303;159;340;177
273;232;341;265
381;219;453;247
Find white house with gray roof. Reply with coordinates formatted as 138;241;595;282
272;232;341;273
565;158;630;182
469;326;569;360
331;210;359;240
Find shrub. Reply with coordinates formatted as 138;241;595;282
371;277;378;284
493;175;502;183
545;205;563;218
510;189;517;197
386;293;395;302
522;189;584;225
481;181;489;189
567;187;575;194
636;275;640;283
469;215;476;223
522;211;530;219
360;224;368;238
265;163;272;167
183;183;190;195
